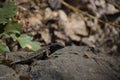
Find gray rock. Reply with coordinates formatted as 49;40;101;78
30;46;119;80
0;65;19;80
14;64;30;76
48;0;61;9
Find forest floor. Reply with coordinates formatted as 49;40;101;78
0;0;120;80
12;0;120;54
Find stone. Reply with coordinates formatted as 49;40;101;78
0;65;19;80
30;46;119;80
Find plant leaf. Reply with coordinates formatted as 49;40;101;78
4;21;22;34
18;35;41;51
0;2;16;23
0;40;10;52
10;34;18;41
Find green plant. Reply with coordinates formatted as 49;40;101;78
10;34;41;51
0;2;41;52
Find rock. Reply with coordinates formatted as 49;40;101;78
58;12;88;41
63;14;88;41
39;28;51;44
48;0;61;9
44;8;53;20
82;35;96;47
14;64;30;76
14;64;31;80
0;65;19;80
106;0;120;10
54;31;68;40
30;46;119;80
0;46;119;80
58;10;68;23
44;8;58;20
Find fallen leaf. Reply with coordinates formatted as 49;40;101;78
39;29;51;44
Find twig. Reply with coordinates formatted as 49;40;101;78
61;0;120;28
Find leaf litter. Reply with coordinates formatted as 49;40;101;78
1;0;119;54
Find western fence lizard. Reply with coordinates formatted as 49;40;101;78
11;43;63;65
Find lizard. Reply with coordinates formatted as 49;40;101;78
10;43;64;65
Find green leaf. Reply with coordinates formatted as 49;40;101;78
10;34;18;41
18;35;41;51
0;40;10;52
4;21;22;34
18;35;33;48
0;2;16;23
25;41;41;51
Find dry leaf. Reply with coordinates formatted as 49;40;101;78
39;29;51;44
62;14;88;41
26;44;32;49
54;31;67;40
28;14;42;26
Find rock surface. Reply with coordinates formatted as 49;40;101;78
30;46;120;80
0;65;19;80
0;46;120;80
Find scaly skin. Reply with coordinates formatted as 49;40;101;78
11;43;63;64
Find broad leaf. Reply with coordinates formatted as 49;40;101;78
0;40;10;52
10;34;18;41
4;21;22;34
18;35;41;51
0;2;16;23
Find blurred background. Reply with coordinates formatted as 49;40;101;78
0;0;120;54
